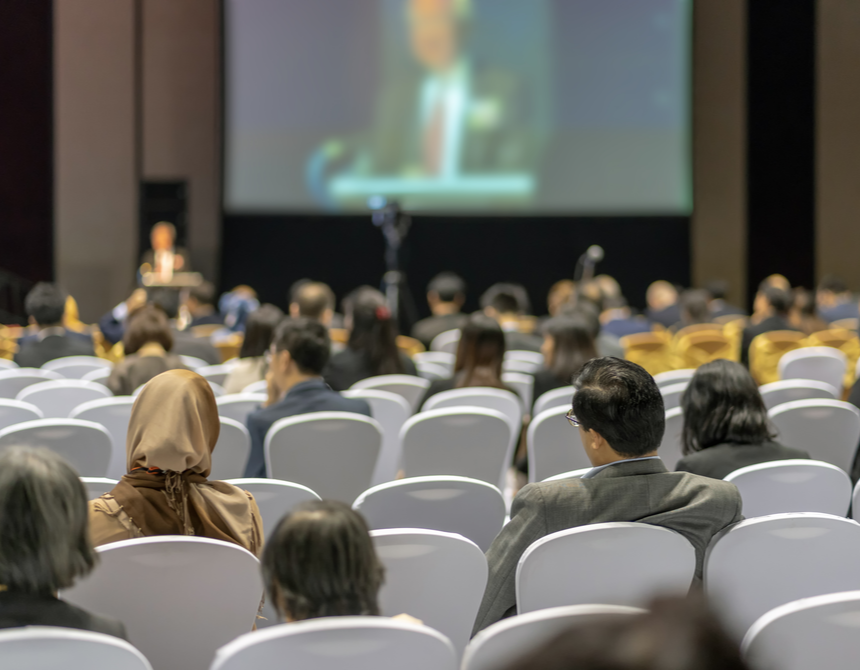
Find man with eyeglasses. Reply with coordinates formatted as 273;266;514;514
472;357;743;634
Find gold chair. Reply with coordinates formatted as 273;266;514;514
190;324;222;339
748;331;807;385
329;328;349;346
215;333;244;363
831;318;859;331
721;318;747;362
674;331;736;368
396;335;425;357
806;328;860;389
620;331;675;376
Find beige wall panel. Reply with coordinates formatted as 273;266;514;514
54;0;138;322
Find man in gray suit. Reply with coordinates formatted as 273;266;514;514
473;357;743;634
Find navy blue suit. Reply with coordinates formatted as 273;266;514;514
244;378;372;478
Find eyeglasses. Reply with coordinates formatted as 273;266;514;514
565;409;580;428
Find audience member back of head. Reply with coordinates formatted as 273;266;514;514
222;303;284;394
411;272;468;347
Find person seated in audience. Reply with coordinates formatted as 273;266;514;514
14;283;95;367
645;280;681;328
218;285;261;333
323;286;417;391
789;288;828;335
671;289;714;333
184;281;223;328
148;287;220;364
419;313;512;409
532;315;598;411
472;357;742;633
97;287;148;346
0;447;127;638
740;283;798;367
546;279;576;318
222;304;284;394
410;272;469;348
816;274;859;324
289;281;337;327
246;319;371;478
749;273;790;325
500;596;750;670
599;295;652;338
705;279;747;320
558;299;624;358
481;283;542;352
91;370;264;552
106;305;188;395
675;360;809;479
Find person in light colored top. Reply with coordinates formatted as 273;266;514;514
222;304;284;394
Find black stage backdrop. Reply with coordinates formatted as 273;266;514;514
220;215;690;324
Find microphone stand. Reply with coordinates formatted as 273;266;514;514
372;201;418;332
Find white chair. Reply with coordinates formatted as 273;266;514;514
372;528;487;658
742;591;860;670
527;405;591;483
0;419;112;477
768;399;860;473
423;387;523;435
849;479;860;521
0;398;43;431
400;408;515;491
208;381;226;397
62;537;263;670
659;381;688;411
350;375;431;413
209;417;251;480
532;386;575;417
265;412;383;503
413;351;455;374
704;512;860;640
415;361;450;381
463;605;644;670
516;522;696;614
241;379;267;394
354;476;505;552
69;396;136;479
0;359;17;370
653;369;697;389
225;478;321;538
502;371;534;413
216;393;266;424
780;346;848;391
197;364;232;386
659;407;685;470
342;389;411;486
81;476;119;500
0;368;63;398
211;617;457;670
430;328;461;354
724;460;852;517
82;367;111;386
179;355;208;370
42;355;112;380
0;626;152;670
505;350;545;367
503;358;541;374
541;467;593;482
16;379;112;418
759;378;840;410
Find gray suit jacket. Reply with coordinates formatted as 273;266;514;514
472;458;743;634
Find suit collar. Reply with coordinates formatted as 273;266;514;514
283;378;329;398
590;457;667;479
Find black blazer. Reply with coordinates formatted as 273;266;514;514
322;347;418;392
14;332;95;368
0;591;127;640
410;313;468;348
740;315;799;367
675;441;810;480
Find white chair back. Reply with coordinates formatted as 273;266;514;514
372;528;487;658
527;405;590;483
197;364;231;386
62;537;263;670
725;459;851;517
211;617;456;670
241;379;267;394
659;381;688;411
209;417;251;480
81;476;119;500
225;478;321;539
179;355;208;370
653;369;697;389
780;346;848;391
0;398;43;431
16;379;112;418
70;396;136;479
659;407;685;470
415;361;450;381
541;467;593;481
516;522;696;614
759;378;840;410
265;412;383;503
430;328;461;354
350;375;431;412
42;355;112;379
400;407;515;491
0;627;152;670
463;605;644;670
503;359;541;374
354;476;505;552
532;386;574;417
0;368;63;398
742;591;860;670
768;399;860;473
422;387;523;433
0;359;17;370
342;389;411;485
215;393;266;424
704;512;860;640
502;371;534;412
207;381;226;397
0;418;111;476
82;367;111;385
413;351;455;374
505;350;545;366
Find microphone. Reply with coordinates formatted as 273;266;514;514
574;245;604;283
585;245;604;264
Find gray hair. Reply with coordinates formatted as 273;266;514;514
0;447;97;592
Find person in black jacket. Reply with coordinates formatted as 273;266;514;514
0;447;126;639
410;272;468;348
675;359;809;479
531;315;598;412
14;283;94;368
740;283;799;367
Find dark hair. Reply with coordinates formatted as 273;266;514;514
572;358;665;457
123;305;174;355
262;500;384;622
25;283;66;327
454;314;507;389
680;289;712;325
239;304;285;358
501;596;749;670
763;286;792;314
818;274;848;294
189;281;217;307
345;286;404;375
427;272;466;302
272;318;331;375
147;287;181;319
293;282;335;321
0;447;97;593
558;302;601;339
793;288;817;318
681;359;776;455
481;283;531;315
705;279;729;301
544;316;598;384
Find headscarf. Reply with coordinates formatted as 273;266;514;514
110;369;260;554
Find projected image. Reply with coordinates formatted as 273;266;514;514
225;0;691;214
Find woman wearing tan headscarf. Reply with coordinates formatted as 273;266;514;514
90;369;263;555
